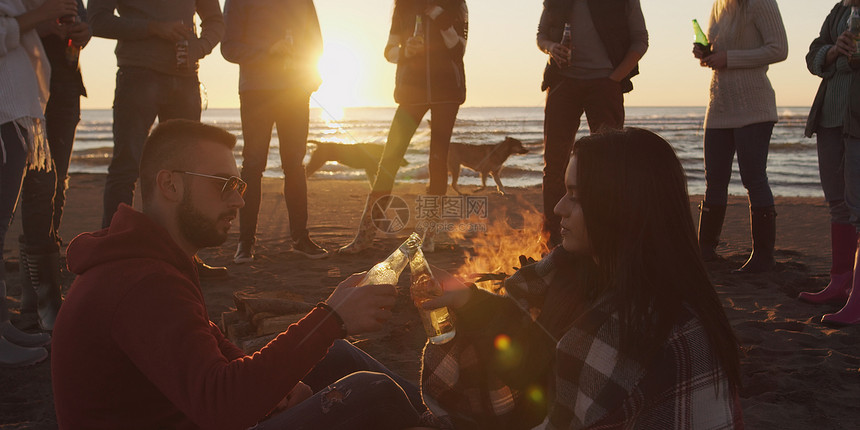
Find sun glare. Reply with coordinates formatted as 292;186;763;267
312;41;365;122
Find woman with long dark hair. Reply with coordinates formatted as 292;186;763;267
693;0;787;273
422;128;743;429
339;0;467;254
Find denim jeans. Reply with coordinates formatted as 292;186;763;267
252;340;425;429
817;126;851;224
20;81;82;252
844;136;860;229
238;89;311;244
703;122;775;209
373;103;459;196
102;66;201;228
542;77;624;240
0;122;30;280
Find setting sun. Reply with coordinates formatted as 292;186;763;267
312;41;365;121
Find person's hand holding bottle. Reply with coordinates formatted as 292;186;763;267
324;273;397;334
417;266;473;311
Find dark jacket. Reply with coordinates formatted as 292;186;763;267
805;2;860;138
389;0;468;105
538;0;639;93
52;205;343;429
221;0;323;93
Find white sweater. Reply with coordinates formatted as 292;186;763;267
0;0;50;169
704;0;788;129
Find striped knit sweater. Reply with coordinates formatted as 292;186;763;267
704;0;788;129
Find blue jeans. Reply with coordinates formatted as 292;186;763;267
238;89;311;243
373;103;459;196
817;126;851;224
252;340;426;429
20;81;82;252
0;122;30;280
703;122;775;208
102;66;201;228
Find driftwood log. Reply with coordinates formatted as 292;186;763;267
222;292;316;353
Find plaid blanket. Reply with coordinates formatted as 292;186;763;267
421;248;743;429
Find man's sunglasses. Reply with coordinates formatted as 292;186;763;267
172;170;247;198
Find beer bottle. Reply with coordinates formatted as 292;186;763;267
848;7;860;67
560;23;572;65
175;21;192;70
413;15;424;43
409;247;456;344
58;15;80;68
355;232;422;287
692;19;711;56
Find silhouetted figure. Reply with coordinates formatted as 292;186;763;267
221;0;329;262
340;0;468;255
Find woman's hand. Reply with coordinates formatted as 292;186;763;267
420;266;472;310
36;0;78;22
692;43;709;60
404;36;425;58
833;30;858;58
701;51;727;70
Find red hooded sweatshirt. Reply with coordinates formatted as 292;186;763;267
52;205;343;429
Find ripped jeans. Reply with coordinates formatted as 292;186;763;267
252;340;426;429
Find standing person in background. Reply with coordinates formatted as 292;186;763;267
221;0;329;262
693;0;787;273
88;0;227;277
0;0;77;366
536;0;648;249
17;0;90;333
339;0;468;255
798;0;860;326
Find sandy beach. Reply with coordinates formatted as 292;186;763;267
1;173;858;429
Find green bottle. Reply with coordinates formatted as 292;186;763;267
692;19;711;56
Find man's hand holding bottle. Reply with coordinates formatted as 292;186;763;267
324;273;397;335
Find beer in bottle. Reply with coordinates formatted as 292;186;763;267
692;19;711;56
849;7;860;67
58;15;80;68
409;248;456;344
355;233;422;287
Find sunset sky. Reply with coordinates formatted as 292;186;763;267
78;0;831;111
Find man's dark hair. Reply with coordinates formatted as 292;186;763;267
139;119;237;207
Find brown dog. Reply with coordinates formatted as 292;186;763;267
447;137;529;196
306;141;407;184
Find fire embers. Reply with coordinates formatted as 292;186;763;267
320;386;352;413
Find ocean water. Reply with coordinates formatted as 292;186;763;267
73;106;821;197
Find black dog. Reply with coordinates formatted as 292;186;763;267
447;137;529;196
306;141;407;184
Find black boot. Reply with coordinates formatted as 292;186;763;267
734;206;776;274
697;202;726;261
18;236;37;314
28;251;63;331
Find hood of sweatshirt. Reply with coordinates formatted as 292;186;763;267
66;204;196;278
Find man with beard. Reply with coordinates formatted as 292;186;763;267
51;120;434;429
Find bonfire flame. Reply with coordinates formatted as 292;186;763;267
449;208;547;294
